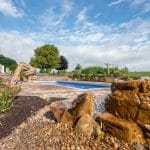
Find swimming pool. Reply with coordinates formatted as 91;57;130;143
36;81;110;89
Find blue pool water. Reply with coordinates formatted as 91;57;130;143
36;81;110;89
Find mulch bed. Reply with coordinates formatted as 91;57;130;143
0;96;49;139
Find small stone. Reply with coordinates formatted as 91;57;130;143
136;144;144;150
113;142;119;150
70;145;75;150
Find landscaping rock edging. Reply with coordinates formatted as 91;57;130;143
50;93;101;137
97;79;150;142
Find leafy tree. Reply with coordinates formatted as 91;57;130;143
0;55;17;72
75;64;82;70
30;44;60;73
57;56;68;70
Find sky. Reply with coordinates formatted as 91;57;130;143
0;0;150;71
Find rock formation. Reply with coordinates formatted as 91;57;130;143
10;62;36;86
50;93;100;136
96;79;150;142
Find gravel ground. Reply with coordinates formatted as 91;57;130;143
0;104;150;150
0;82;149;150
0;96;49;139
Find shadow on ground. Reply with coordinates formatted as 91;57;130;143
0;96;50;139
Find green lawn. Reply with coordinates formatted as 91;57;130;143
128;72;150;78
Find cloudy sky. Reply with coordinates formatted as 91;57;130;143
0;0;150;71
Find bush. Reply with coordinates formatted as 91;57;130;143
19;70;24;81
0;91;12;112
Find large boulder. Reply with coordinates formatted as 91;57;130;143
69;93;95;122
111;79;150;94
139;79;150;93
138;93;150;110
111;80;140;93
96;112;145;143
136;110;150;138
50;101;73;124
50;93;95;125
105;79;150;141
75;114;101;137
137;110;150;125
105;90;140;121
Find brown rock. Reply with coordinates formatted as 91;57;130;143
96;112;145;143
137;110;150;138
139;79;150;93
138;93;150;110
138;124;150;138
137;110;150;125
69;93;95;122
111;80;140;93
50;101;65;122
50;93;94;125
59;109;73;124
106;91;140;121
75;114;100;137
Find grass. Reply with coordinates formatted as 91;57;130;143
0;90;12;112
0;77;21;112
128;72;150;78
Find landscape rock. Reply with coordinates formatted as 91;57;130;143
105;90;140;121
59;109;73;124
137;110;150;125
75;114;100;137
111;80;140;93
138;93;150;110
96;112;145;143
103;79;150;142
69;93;95;122
139;79;150;93
50;101;65;122
50;93;95;124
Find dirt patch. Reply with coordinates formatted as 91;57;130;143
0;96;49;139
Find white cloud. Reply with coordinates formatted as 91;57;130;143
39;0;73;30
108;0;126;7
0;0;24;17
143;3;150;13
57;18;150;71
0;31;40;63
76;7;88;23
94;13;101;19
130;0;146;6
0;5;150;72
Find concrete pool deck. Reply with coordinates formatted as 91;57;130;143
18;81;111;111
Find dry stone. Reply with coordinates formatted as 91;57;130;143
103;79;150;142
111;80;140;93
105;90;140;121
75;114;100;137
50;93;95;124
69;93;95;122
96;112;145;143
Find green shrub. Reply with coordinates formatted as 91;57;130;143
0;91;12;112
19;70;24;81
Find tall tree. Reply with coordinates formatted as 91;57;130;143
0;55;17;72
30;44;60;73
57;56;68;70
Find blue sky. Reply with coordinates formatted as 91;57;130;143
0;0;150;71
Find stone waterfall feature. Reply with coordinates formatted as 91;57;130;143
96;79;150;143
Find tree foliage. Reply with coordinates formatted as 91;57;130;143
81;66;105;76
75;64;82;70
0;55;17;71
71;65;129;80
57;56;68;70
30;44;60;72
